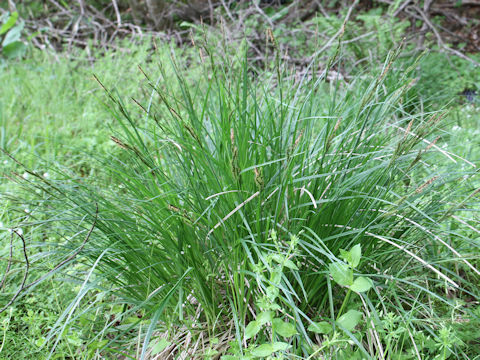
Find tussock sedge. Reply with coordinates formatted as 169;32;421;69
1;44;479;359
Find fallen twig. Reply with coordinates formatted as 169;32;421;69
0;203;98;314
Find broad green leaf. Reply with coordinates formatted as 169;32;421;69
349;244;362;268
283;259;299;270
2;22;24;47
270;269;282;284
340;248;351;264
266;285;279;302
250;344;275;357
272;342;291;351
245;320;261;340
0;12;18;35
337;310;362;331
308;321;332;334
271;255;298;270
257;311;273;325
272;318;298;337
271;254;284;264
329;262;353;286
151;338;171;355
89;339;108;350
350;276;372;293
269;303;281;311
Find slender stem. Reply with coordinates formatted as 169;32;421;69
336;288;352;321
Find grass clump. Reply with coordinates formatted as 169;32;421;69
2;43;479;359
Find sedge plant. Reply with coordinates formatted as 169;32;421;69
1;41;479;358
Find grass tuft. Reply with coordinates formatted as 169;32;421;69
2;44;479;358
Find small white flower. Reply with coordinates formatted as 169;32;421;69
25;209;30;214
22;172;29;179
452;125;461;131
180;251;185;255
0;222;3;228
3;160;7;165
43;172;49;178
